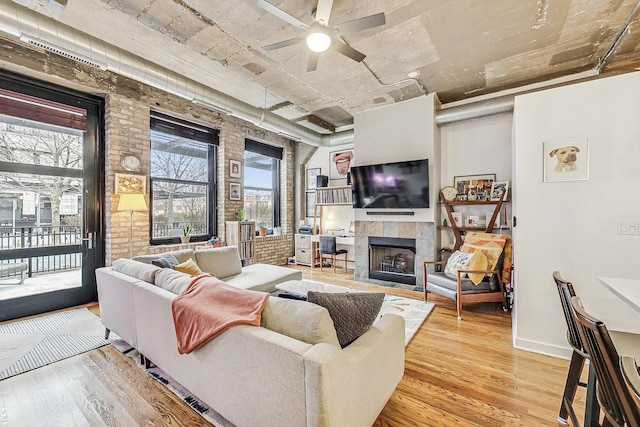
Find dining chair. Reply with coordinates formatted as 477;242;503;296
318;235;348;273
571;296;640;427
621;355;640;409
553;271;599;426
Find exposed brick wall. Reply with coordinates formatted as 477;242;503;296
0;37;297;266
254;235;293;265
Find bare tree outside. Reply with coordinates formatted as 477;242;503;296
0;121;83;245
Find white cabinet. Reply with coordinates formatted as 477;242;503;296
295;234;318;267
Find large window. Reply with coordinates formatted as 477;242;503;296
243;139;282;229
150;112;218;244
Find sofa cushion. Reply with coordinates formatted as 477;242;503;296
307;291;385;348
133;249;195;265
155;268;193;294
112;258;161;283
261;296;340;347
195;246;242;278
223;263;303;292
173;258;203;275
151;254;179;269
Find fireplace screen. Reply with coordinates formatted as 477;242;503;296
370;247;415;275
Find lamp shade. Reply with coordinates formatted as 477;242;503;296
117;193;147;212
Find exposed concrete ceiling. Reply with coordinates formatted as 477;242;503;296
6;0;640;135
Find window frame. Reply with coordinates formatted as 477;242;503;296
149;112;218;246
243;139;282;229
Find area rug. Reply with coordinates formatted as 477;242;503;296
378;295;434;345
0;307;118;380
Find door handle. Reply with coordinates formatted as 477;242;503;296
82;232;95;249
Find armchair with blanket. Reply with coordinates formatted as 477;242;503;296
423;232;512;320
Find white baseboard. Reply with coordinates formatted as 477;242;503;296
514;337;572;360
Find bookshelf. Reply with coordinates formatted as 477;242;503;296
225;221;255;266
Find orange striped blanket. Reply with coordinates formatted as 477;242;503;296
171;273;269;354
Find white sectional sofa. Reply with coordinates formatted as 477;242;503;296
95;246;405;427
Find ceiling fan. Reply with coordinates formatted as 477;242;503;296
257;0;386;71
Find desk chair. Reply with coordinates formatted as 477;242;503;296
319;235;348;273
553;271;599;425
571;296;640;427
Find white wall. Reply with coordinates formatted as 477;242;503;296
352;94;440;223
440;114;513;247
513;71;640;358
304;144;355;230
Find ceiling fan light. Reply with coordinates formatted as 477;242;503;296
306;31;331;52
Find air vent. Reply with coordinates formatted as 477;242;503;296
19;34;107;70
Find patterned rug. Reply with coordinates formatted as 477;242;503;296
378;295;434;345
0;308;117;380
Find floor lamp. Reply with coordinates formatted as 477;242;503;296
117;193;148;258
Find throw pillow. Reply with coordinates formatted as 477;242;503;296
151;254;179;269
466;251;488;285
307;291;385;348
444;250;474;278
155;268;193;294
173;258;203;275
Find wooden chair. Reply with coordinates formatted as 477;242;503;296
621;355;640;411
570;296;640;427
423;232;510;320
318;235;348;273
553;271;599;426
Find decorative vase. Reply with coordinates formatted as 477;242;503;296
180;236;191;244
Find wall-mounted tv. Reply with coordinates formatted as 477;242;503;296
351;159;430;209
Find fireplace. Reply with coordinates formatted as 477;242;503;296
368;237;416;285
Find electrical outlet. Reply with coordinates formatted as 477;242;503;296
618;220;640;235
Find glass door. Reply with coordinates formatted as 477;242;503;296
0;74;103;321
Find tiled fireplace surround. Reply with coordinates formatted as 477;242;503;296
354;221;435;289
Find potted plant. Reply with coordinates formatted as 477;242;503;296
258;224;268;237
181;225;193;244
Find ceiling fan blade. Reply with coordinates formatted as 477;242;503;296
256;0;308;30
262;36;305;51
331;41;366;62
315;0;334;25
334;12;386;33
307;52;320;72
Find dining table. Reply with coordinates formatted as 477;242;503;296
598;276;640;314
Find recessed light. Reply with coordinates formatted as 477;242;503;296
408;71;419;78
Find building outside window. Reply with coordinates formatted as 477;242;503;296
149;112;218;244
243;139;281;230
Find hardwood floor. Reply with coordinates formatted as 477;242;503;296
0;266;582;426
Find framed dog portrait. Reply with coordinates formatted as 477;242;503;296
543;137;589;182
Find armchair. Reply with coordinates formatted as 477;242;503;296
423;232;511;320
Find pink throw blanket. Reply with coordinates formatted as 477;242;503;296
171;273;269;354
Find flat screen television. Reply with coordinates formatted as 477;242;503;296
351;159;430;209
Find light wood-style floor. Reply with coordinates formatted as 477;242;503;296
0;266;584;426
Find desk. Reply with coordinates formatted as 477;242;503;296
310;235;355;270
598;277;640;314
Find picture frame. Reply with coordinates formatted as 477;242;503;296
453;174;495;199
307;167;321;190
305;191;315;217
115;173;146;194
451;212;463;227
490;181;510;201
229;159;242;179
229;182;241;201
329;150;354;180
543;137;589;182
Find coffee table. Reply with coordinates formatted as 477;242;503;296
275;279;354;298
